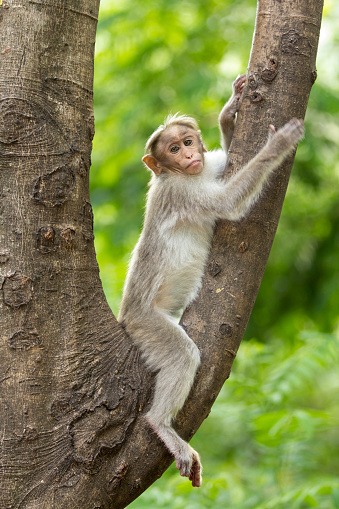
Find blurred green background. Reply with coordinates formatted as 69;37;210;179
91;0;339;507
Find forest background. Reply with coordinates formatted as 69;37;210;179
90;0;339;507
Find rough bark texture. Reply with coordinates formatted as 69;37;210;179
0;0;322;508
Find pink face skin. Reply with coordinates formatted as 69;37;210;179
143;125;206;176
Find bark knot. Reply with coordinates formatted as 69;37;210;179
0;251;10;264
219;323;233;338
37;226;56;253
2;271;33;307
239;241;248;253
281;29;312;57
208;260;222;277
9;330;41;350
34;166;75;207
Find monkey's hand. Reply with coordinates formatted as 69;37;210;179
219;73;247;123
267;118;304;154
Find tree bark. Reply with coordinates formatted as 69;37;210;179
0;0;323;508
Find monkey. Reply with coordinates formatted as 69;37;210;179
118;74;304;488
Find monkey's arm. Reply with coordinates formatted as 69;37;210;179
218;74;246;152
179;118;303;224
219;118;304;220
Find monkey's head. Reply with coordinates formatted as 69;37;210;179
142;113;207;176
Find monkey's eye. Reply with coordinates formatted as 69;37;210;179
184;139;193;146
170;145;180;153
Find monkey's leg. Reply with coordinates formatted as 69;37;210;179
125;309;202;486
146;324;202;487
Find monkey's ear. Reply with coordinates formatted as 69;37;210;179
142;155;162;175
203;146;208;153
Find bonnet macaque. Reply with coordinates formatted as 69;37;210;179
118;74;304;487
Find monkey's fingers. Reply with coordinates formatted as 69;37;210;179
233;74;247;93
269;124;276;134
234;73;247;85
278;118;305;145
289;118;305;138
176;457;192;479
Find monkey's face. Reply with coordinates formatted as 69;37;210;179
143;125;206;176
157;125;205;175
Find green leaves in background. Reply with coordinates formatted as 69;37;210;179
91;0;339;506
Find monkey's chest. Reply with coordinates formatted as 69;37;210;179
155;222;213;311
167;222;212;268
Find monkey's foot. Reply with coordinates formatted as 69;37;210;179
145;415;202;487
176;444;202;488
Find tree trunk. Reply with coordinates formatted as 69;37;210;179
0;0;322;508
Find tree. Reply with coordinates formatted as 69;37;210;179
0;0;323;507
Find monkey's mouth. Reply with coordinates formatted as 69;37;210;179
187;160;201;168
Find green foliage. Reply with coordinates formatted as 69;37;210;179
92;0;339;506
